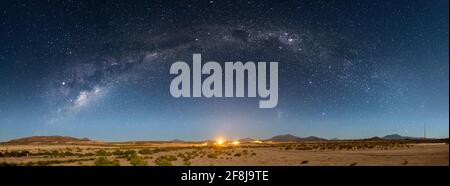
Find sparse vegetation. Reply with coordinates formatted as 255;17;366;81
0;150;30;157
0;158;94;166
183;160;192;166
207;153;218;159
128;154;148;166
94;157;120;166
154;155;177;166
113;149;136;158
0;138;447;166
95;149;110;156
138;148;153;155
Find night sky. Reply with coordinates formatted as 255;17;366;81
0;0;448;141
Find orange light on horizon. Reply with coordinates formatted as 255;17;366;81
231;140;240;145
215;138;225;146
253;140;263;144
195;142;209;147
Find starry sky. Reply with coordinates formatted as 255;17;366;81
0;0;448;141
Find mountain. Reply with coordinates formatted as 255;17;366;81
4;134;431;144
267;134;302;142
302;136;327;141
6;136;90;144
361;134;424;141
382;134;417;140
239;138;256;142
267;134;327;142
363;136;383;141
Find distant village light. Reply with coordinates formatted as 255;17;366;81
215;139;225;146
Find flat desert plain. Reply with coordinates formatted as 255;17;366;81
0;140;448;166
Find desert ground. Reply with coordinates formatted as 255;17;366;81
0;140;448;166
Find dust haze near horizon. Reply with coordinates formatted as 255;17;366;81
0;0;448;142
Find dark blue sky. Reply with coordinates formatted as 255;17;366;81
0;0;448;141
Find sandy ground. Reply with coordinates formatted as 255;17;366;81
0;142;447;166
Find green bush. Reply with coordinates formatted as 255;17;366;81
168;155;177;161
95;149;111;156
0;162;18;166
2;150;30;157
207;153;218;159
155;157;172;166
84;152;94;156
94;157;120;166
128;154;148;166
138;148;153;155
62;151;74;156
1;158;95;166
154;155;177;166
183;160;192;166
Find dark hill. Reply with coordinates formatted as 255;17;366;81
239;138;256;142
267;134;327;142
7;136;90;144
383;134;415;140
